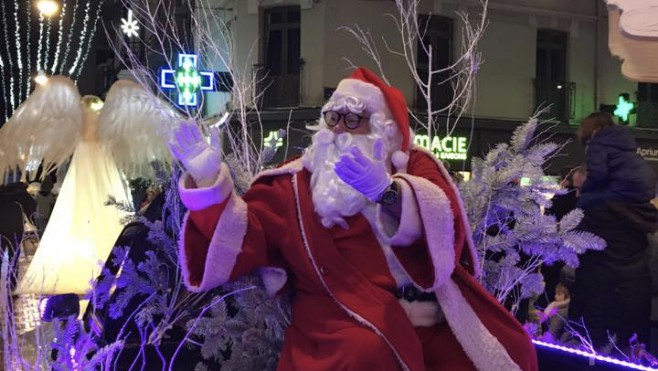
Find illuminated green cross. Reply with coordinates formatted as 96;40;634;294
613;94;634;123
160;53;214;106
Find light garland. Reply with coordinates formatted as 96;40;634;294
51;0;67;74
73;0;102;79
68;1;91;75
36;13;45;73
532;340;658;371
14;0;23;109
61;0;80;76
0;0;98;121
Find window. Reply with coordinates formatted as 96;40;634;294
534;29;572;122
415;15;453;111
637;82;658;127
262;6;301;107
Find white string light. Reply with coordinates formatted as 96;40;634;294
36;13;45;72
61;0;80;75
74;1;103;79
68;1;90;75
1;0;98;121
51;0;68;74
13;0;23;110
44;18;53;72
69;1;92;76
0;1;13;115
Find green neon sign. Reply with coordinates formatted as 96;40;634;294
264;130;284;149
176;58;202;104
614;94;634;122
414;134;468;160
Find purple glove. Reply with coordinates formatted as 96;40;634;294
334;139;392;202
169;120;222;188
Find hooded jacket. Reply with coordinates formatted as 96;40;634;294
579;125;656;208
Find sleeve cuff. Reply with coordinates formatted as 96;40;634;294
178;163;234;211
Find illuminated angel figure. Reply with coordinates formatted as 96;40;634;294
0;76;179;295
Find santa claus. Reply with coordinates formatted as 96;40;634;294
169;67;538;371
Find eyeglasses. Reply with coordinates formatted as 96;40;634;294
323;110;368;130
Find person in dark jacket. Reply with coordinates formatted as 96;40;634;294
34;175;56;235
0;180;37;291
576;112;656;209
569;112;658;355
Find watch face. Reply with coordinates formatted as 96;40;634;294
380;189;397;205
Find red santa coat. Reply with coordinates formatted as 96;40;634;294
178;149;538;371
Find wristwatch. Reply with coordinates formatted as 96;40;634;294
377;181;399;205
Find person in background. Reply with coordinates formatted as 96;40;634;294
569;112;657;354
0;172;37;292
34;175;56;235
539;165;586;310
576;112;655;210
539;283;571;341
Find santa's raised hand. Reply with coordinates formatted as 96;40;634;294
169;121;222;188
334;139;392;202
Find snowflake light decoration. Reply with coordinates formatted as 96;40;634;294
120;9;139;38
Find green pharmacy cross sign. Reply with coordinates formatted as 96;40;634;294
160;53;214;106
613;93;635;124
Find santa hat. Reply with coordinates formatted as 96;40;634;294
331;67;411;153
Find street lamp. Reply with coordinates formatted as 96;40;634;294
37;0;59;17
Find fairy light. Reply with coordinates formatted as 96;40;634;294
36;13;45;72
1;0;96;121
14;0;23;110
68;1;91;75
0;1;15;113
60;0;80;75
44;17;53;72
72;0;102;78
0;54;5;122
532;340;658;371
50;0;66;73
25;1;31;95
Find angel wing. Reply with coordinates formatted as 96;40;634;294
0;76;83;178
97;80;182;177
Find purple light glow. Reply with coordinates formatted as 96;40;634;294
38;297;49;320
532;340;658;371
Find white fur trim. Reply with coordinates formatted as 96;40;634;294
391;150;409;173
251;158;304;185
436;280;522;371
398;299;445;327
412;146;481;276
178;163;234;211
333;79;391;117
396;173;455;289
379;179;422;246
180;194;248;292
258;266;288;297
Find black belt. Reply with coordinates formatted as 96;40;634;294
394;285;437;302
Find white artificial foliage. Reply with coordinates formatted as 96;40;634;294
459;112;606;311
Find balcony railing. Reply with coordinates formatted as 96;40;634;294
533;80;575;123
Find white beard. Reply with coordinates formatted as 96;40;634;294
302;128;383;229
